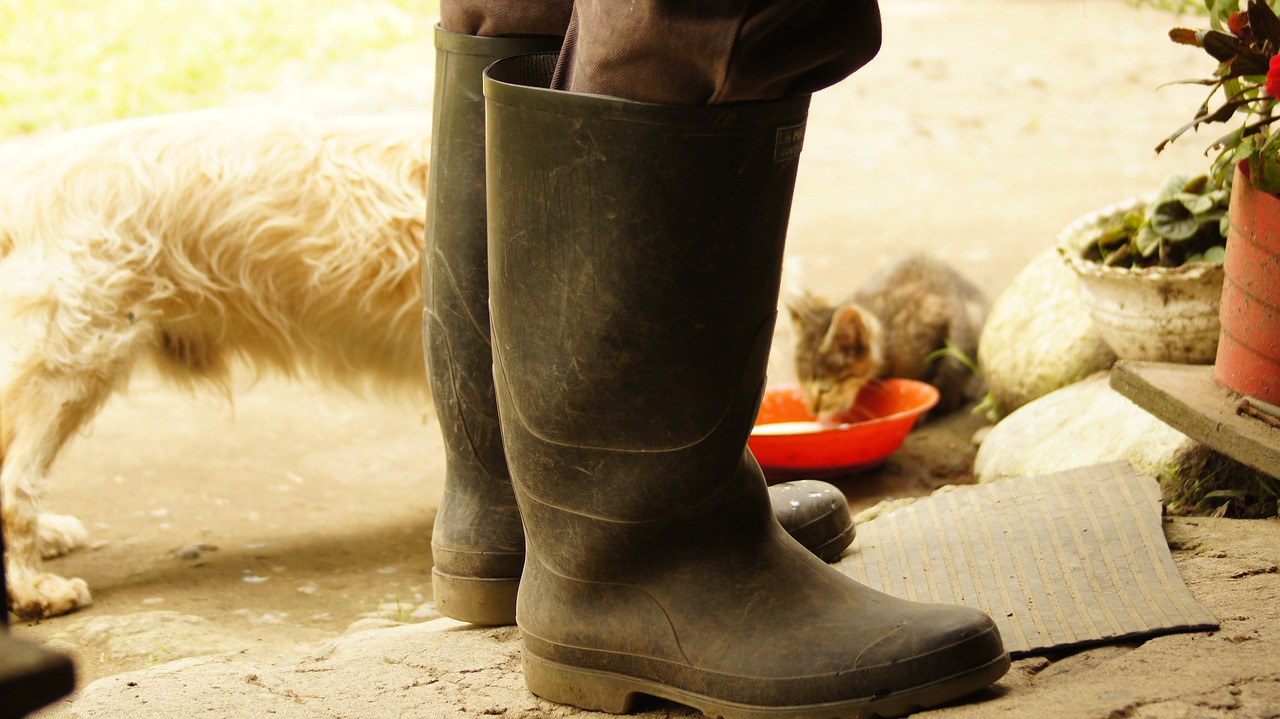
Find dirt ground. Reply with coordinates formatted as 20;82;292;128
8;0;1280;717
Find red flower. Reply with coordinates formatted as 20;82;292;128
1268;54;1280;97
1229;10;1253;42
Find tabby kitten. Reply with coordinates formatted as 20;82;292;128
786;253;989;420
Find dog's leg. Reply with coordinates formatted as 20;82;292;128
37;512;89;559
2;357;125;619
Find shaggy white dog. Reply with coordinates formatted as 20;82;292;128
0;109;431;618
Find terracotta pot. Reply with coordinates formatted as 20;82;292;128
1058;197;1224;364
1217;163;1280;404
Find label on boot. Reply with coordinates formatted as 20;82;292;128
774;124;806;162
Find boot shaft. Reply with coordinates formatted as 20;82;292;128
485;53;809;524
423;27;563;490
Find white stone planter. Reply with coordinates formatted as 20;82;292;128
1057;197;1224;364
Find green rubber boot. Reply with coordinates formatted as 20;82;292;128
485;53;1009;718
423;26;562;626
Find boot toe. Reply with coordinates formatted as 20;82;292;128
839;603;1008;716
769;479;856;562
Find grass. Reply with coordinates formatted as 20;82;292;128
0;0;440;138
1159;453;1280;519
1129;0;1209;14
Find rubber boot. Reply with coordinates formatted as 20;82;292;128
485;53;1009;718
423;26;563;626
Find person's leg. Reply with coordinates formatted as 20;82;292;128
482;4;1009;715
439;0;570;37
552;0;882;104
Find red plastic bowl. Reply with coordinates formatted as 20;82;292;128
748;380;939;481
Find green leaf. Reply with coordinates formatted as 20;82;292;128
1102;243;1134;267
924;339;981;375
1210;135;1254;188
1203;245;1228;264
1136;224;1165;256
1209;0;1239;30
1157;173;1196;199
1181;174;1211;195
1250;131;1280;194
1151;200;1199;241
1158;95;1266;156
1193;209;1229;228
1204;488;1251;500
1176;192;1216;215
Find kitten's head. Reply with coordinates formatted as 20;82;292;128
786;293;884;420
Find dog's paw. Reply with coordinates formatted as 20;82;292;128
38;512;89;559
8;572;92;619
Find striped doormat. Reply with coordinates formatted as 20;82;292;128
837;461;1219;657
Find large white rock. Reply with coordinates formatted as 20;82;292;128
978;247;1116;416
974;372;1193;483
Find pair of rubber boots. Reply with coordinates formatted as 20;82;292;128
423;28;1009;719
425;28;854;623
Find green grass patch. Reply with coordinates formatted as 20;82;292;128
1128;0;1209;14
0;0;440;138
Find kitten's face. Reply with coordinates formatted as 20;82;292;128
788;301;881;420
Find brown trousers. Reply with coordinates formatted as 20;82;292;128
439;0;880;104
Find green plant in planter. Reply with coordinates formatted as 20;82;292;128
1083;173;1229;267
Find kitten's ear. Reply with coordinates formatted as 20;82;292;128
783;290;817;326
820;305;867;355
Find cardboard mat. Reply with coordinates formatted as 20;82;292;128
837;461;1219;657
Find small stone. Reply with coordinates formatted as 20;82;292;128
344;617;399;635
172;544;218;560
410;604;442;622
249;612;289;625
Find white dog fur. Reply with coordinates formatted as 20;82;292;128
0;108;431;618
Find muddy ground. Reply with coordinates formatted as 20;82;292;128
8;0;1280;717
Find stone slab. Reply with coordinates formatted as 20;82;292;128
1109;361;1280;479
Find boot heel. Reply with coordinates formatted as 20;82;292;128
430;568;518;626
522;649;642;714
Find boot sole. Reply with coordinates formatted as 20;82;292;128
522;647;1011;719
431;568;519;625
